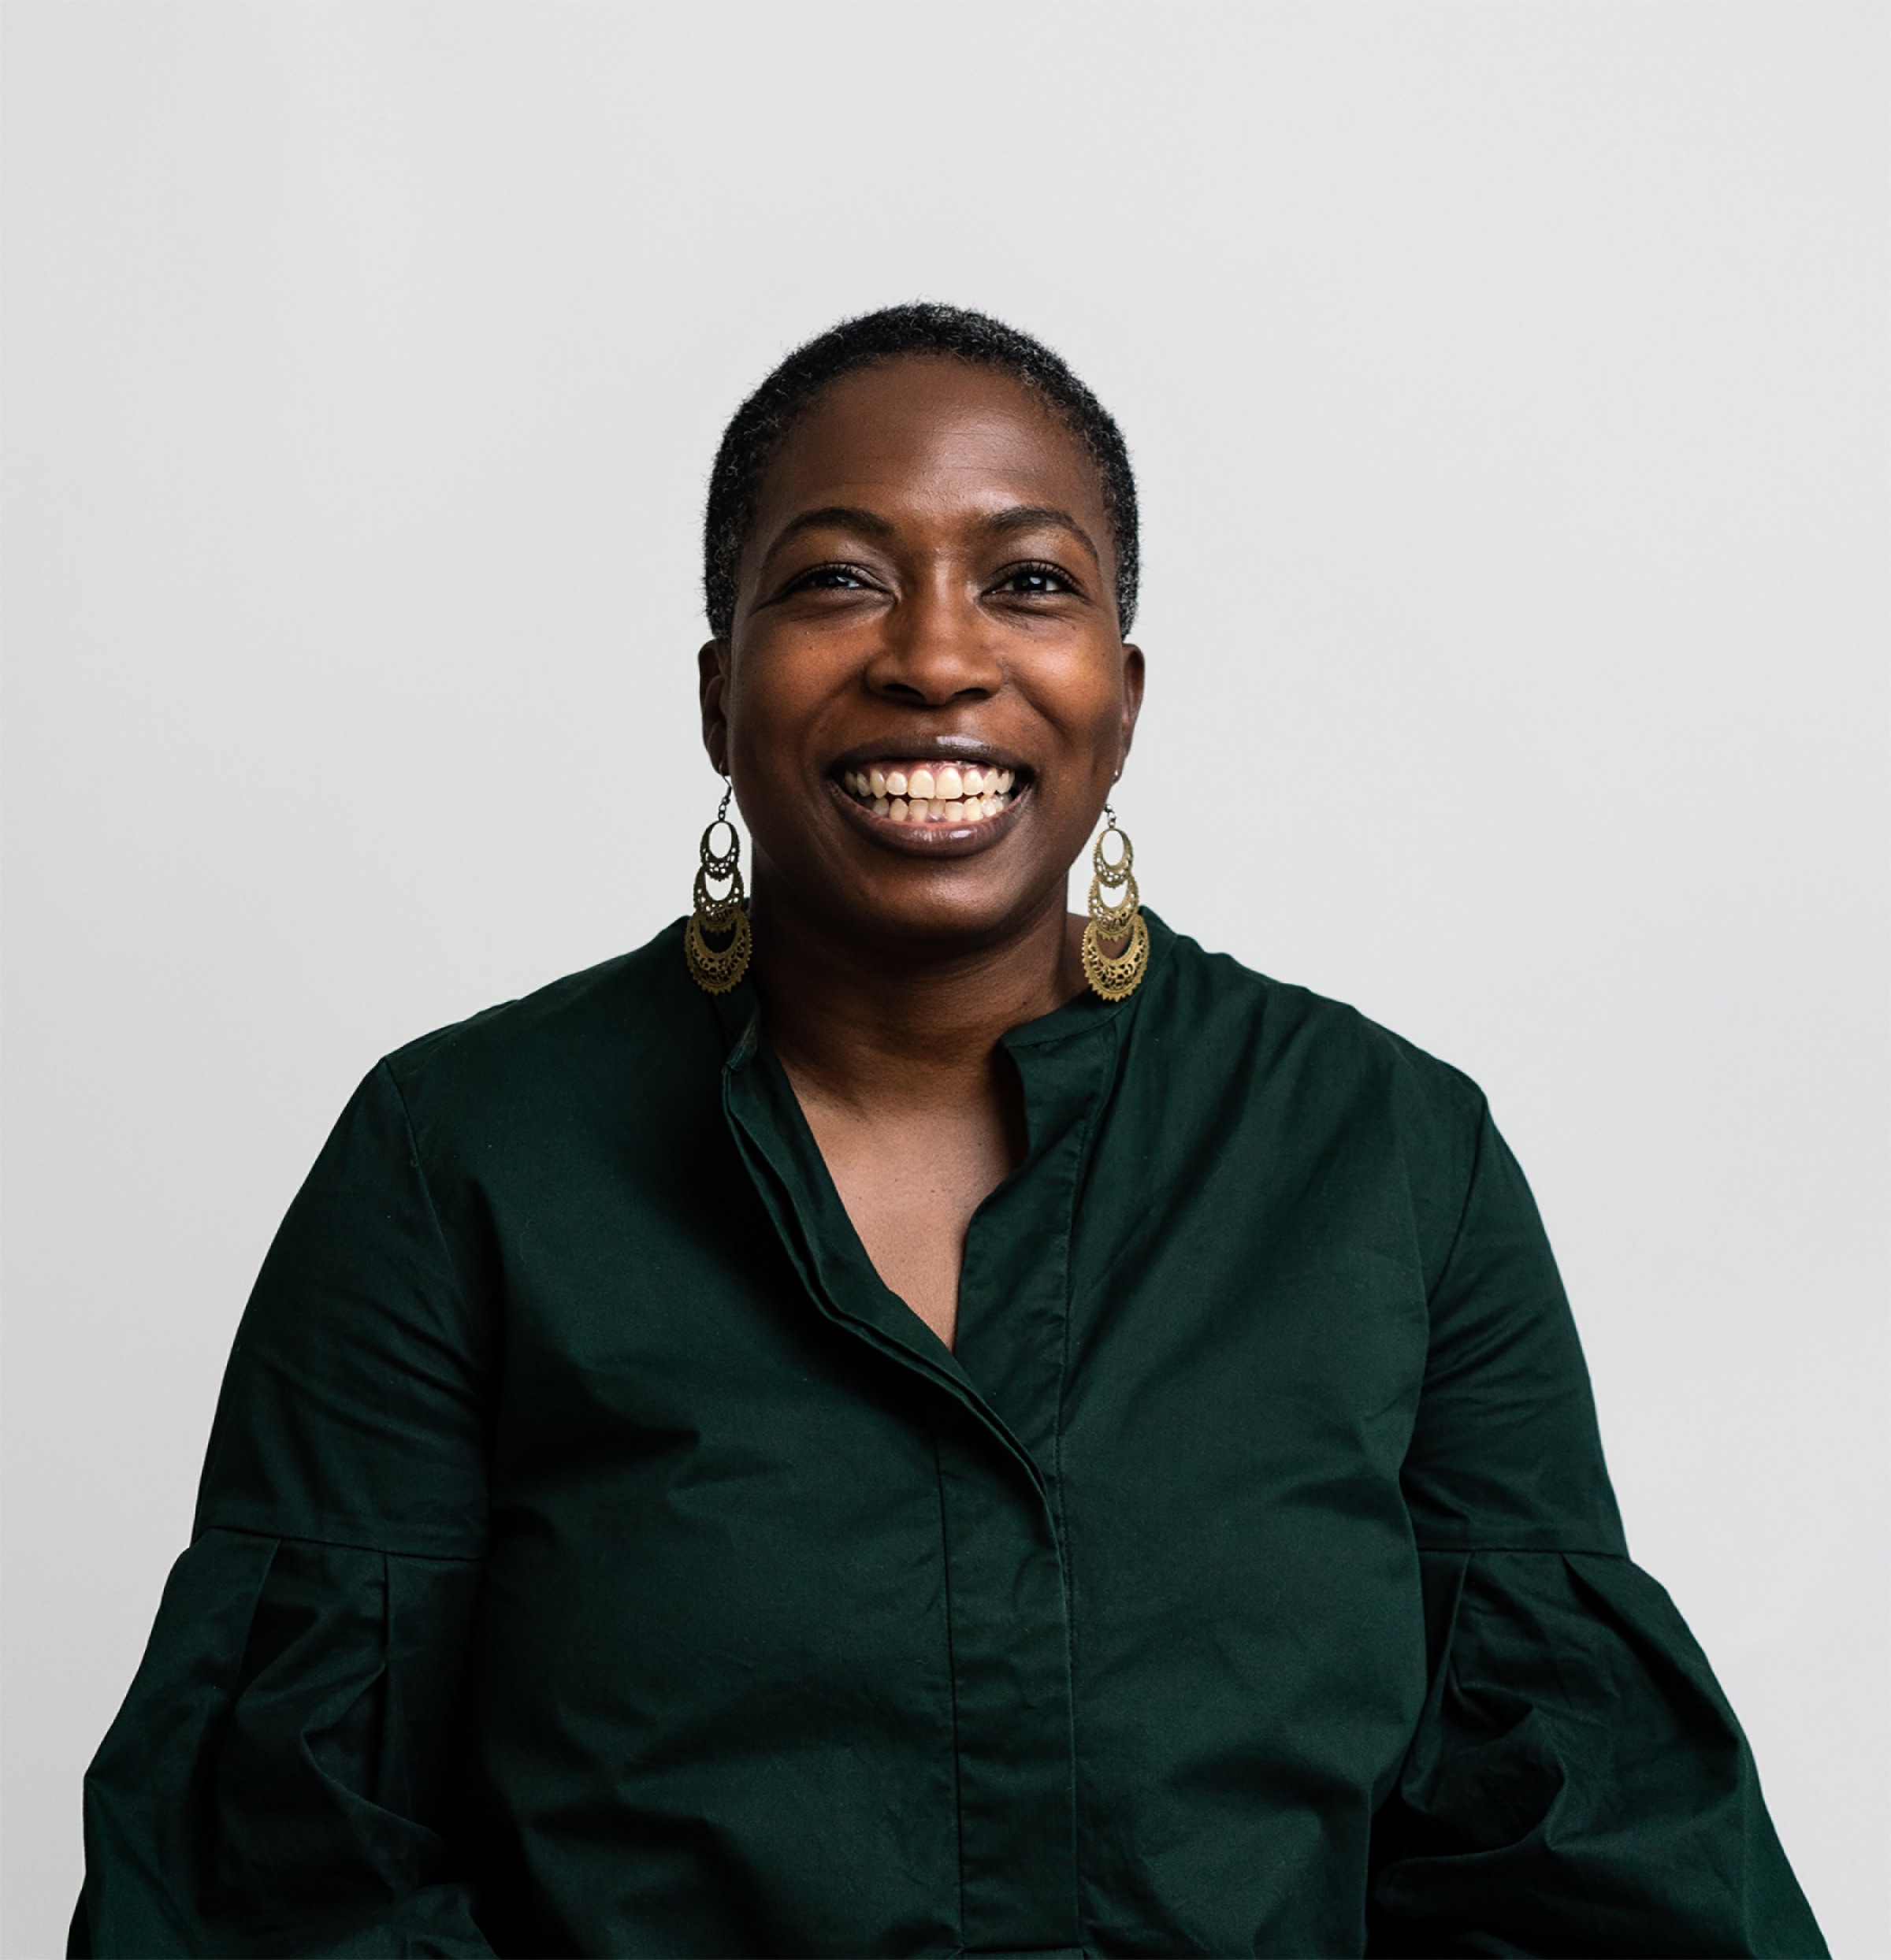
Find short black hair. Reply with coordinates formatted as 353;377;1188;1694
703;302;1139;640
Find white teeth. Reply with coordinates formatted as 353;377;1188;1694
841;765;1016;823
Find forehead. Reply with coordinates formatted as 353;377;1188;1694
751;357;1108;533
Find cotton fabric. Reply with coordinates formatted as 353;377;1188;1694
72;915;1823;1957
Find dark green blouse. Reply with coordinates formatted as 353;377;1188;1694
74;914;1822;1958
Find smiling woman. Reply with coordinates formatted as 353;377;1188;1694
70;306;1824;1958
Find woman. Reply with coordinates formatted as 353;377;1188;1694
73;304;1823;1958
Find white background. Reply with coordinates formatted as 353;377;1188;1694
4;3;1885;1953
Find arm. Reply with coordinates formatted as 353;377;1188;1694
1369;1103;1824;1958
73;1062;497;1958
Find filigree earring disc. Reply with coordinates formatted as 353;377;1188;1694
684;785;752;994
1080;806;1149;1001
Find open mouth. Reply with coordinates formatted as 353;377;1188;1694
834;759;1020;827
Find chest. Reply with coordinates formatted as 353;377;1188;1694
799;1095;1017;1349
477;1046;1434;1570
463;1071;1436;1954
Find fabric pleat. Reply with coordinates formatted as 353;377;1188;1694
74;1530;489;1958
1369;1550;1818;1957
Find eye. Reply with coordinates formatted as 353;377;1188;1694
790;562;875;593
993;561;1079;600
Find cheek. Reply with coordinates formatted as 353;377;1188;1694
1023;651;1128;750
726;657;817;757
728;631;857;737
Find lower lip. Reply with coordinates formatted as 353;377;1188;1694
827;776;1029;852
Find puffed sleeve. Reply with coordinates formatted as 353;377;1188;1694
1368;1102;1826;1958
72;1061;497;1958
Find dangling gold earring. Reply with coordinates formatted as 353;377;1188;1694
1081;804;1150;1001
684;781;752;994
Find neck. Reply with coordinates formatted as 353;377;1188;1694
747;878;1086;1108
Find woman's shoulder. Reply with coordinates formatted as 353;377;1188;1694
374;918;709;1118
1148;915;1488;1135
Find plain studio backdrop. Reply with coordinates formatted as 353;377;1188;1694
3;2;1885;1953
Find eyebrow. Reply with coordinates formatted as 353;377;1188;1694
760;502;1102;571
760;506;896;569
979;505;1102;570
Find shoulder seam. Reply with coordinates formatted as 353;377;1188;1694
374;1057;479;1326
194;1520;486;1562
1421;1090;1494;1311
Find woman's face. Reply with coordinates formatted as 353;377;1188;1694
701;356;1142;953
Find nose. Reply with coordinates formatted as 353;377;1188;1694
862;574;1001;708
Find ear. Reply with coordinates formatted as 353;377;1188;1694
697;640;731;775
1116;643;1146;773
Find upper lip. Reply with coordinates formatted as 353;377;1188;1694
826;734;1031;778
